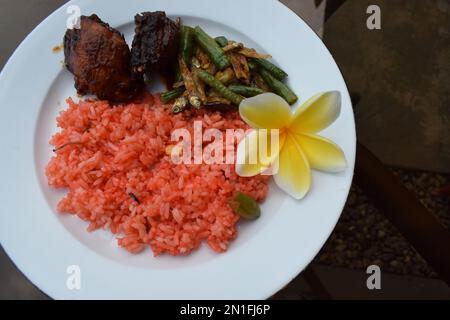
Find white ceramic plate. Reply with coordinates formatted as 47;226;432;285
0;0;355;299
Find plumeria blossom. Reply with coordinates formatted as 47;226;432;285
236;92;347;199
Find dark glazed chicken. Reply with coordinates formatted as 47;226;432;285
64;14;142;102
131;12;180;79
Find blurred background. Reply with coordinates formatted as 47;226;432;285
0;0;449;299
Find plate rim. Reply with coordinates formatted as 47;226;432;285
0;0;356;299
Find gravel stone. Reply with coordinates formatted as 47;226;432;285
314;168;449;278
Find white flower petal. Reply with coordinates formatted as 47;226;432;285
235;129;284;177
290;91;341;133
293;133;347;172
239;93;292;129
273;135;311;199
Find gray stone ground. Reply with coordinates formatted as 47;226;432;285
315;169;450;278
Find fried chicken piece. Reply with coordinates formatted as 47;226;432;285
130;12;180;79
64;14;142;102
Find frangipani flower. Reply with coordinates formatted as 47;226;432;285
236;92;347;199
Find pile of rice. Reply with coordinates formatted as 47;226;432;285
46;94;269;256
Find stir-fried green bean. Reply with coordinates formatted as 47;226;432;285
228;84;264;97
259;68;298;105
160;86;186;103
247;59;258;71
179;26;195;65
252;72;271;92
173;26;195;83
214;36;228;47
251;58;288;80
194;26;230;70
197;70;243;106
